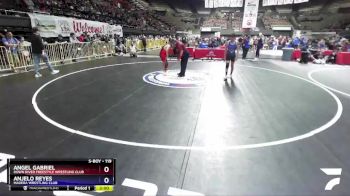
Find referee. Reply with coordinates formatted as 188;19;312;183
30;27;59;78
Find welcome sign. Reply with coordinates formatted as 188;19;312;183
28;13;123;38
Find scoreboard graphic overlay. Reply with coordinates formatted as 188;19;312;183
7;159;115;192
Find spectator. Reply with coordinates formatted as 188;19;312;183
299;46;309;64
318;39;326;49
18;37;31;67
69;33;80;62
85;34;91;42
69;33;79;43
129;42;137;58
199;40;209;48
341;39;350;52
56;34;66;43
115;37;126;56
3;32;20;71
292;37;300;48
326;49;337;64
272;38;279;50
0;33;5;47
141;35;147;52
56;34;66;64
29;27;59;78
78;34;85;42
254;33;264;61
242;35;250;59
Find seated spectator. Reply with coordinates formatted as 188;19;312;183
325;49;337;64
292;37;300;48
318;39;326;49
198;41;208;48
341;39;350;52
115;42;126;56
129;43;137;58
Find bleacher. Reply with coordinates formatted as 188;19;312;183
202;17;228;29
7;0;174;32
232;15;242;30
262;15;292;30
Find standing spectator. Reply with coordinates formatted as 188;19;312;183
242;35;250;59
3;32;20;71
254;33;264;61
238;36;243;48
272;38;279;50
0;33;5;47
69;33;79;62
114;34;123;55
29;27;59;78
119;38;126;56
0;33;9;66
301;35;308;47
56;34;66;43
56;34;66;64
85;34;92;42
78;34;85;42
141;35;147;52
18;37;31;68
69;33;79;43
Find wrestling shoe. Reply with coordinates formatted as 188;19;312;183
178;73;184;77
35;73;42;78
51;70;60;75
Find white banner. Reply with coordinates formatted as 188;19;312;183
242;0;259;28
263;0;268;6
268;0;278;5
205;0;243;8
28;13;123;38
208;0;214;8
293;0;309;3
284;0;293;4
263;0;306;6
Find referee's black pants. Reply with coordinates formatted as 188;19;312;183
242;47;249;59
180;51;190;76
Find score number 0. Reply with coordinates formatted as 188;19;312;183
103;166;111;184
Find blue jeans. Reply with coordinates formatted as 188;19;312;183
33;53;54;74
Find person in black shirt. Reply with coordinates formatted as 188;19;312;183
30;27;59;78
141;35;147;52
254;33;264;61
